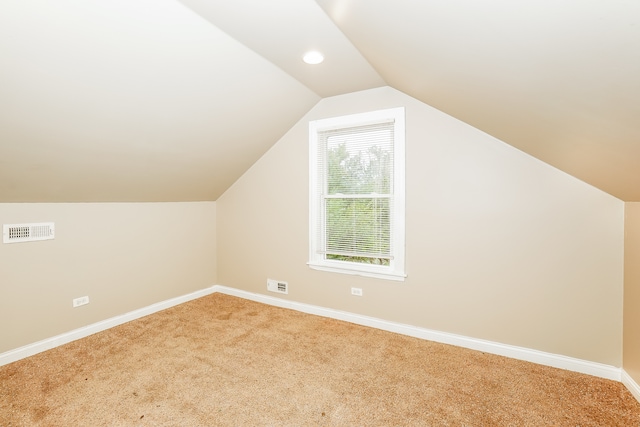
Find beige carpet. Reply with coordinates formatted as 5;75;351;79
1;293;639;426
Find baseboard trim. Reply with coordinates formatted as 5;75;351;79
0;284;626;388
0;286;217;367
213;285;622;382
622;370;640;402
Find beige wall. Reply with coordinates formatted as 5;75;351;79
0;202;216;353
217;87;625;366
625;203;640;382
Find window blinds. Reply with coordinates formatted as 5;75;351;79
316;120;395;264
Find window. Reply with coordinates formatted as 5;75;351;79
309;107;406;281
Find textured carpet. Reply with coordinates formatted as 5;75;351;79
1;293;639;426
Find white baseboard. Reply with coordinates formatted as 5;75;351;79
213;285;622;382
0;283;629;396
622;370;640;402
0;286;217;367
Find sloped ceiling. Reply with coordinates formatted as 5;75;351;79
0;0;323;202
1;0;638;202
316;0;640;202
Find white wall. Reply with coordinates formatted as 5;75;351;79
0;202;217;353
217;87;624;366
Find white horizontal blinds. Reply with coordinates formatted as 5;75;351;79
317;120;394;265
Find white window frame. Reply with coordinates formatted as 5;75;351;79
308;107;406;281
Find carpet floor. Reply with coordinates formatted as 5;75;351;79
1;293;639;426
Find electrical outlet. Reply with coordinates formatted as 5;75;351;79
351;287;363;296
73;296;89;308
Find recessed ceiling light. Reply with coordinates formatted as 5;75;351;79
303;51;324;65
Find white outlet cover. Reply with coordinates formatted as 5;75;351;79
351;287;363;296
73;296;90;307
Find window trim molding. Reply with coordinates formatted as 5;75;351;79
308;107;406;281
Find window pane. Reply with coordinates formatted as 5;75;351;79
326;127;393;195
325;197;390;265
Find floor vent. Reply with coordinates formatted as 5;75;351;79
3;222;55;244
267;278;288;294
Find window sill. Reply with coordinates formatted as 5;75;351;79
308;261;406;282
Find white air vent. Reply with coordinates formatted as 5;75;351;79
267;278;288;294
3;222;55;244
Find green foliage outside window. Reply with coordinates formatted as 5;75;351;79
325;141;392;265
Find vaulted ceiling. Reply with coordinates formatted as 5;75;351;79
1;0;638;202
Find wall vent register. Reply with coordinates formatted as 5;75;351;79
267;278;288;294
3;222;55;244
